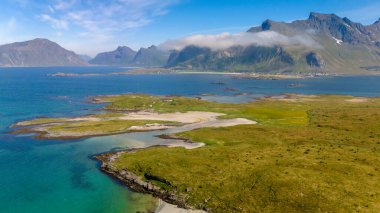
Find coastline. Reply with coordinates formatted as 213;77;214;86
48;67;336;79
95;151;192;210
95;138;209;213
11;93;380;212
89;94;380;212
11;93;256;140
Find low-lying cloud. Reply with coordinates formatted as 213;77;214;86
159;31;320;51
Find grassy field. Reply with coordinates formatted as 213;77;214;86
109;95;380;212
100;94;309;125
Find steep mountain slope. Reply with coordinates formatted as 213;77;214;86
167;13;380;74
0;38;88;67
167;45;296;72
89;45;169;67
89;46;136;65
133;45;169;67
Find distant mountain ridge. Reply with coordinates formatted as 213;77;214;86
0;38;87;67
167;12;380;74
89;45;169;67
2;12;380;73
89;46;136;65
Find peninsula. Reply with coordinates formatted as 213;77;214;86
11;94;380;212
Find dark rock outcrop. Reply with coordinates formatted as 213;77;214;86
306;52;325;69
95;151;191;209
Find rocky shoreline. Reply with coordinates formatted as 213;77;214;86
95;148;205;212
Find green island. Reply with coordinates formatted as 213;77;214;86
12;94;256;139
13;94;380;212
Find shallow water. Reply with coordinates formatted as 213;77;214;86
1;67;380;213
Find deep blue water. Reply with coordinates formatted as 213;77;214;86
1;67;380;213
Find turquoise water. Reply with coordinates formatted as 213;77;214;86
1;67;380;213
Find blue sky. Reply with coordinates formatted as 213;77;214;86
1;0;379;56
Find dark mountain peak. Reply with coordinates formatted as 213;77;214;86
373;18;380;25
90;45;168;66
148;45;157;50
116;46;134;52
136;45;159;53
262;19;274;30
308;12;340;21
89;46;136;65
306;12;372;44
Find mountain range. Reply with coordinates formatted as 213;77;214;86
0;38;88;67
1;12;380;74
89;45;169;67
167;12;380;74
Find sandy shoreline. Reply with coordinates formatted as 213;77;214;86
13;111;255;139
155;199;206;213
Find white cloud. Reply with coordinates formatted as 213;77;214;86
53;0;77;10
34;0;181;54
159;31;321;51
40;0;180;34
39;14;68;29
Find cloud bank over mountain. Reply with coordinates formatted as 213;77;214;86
159;31;320;51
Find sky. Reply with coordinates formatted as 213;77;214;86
1;0;379;56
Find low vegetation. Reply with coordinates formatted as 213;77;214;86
99;94;309;125
13;112;179;139
109;94;380;212
44;120;177;137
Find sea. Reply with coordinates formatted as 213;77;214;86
0;67;380;213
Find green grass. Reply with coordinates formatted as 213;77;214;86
16;117;67;126
46;119;177;135
111;95;380;212
98;94;312;126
